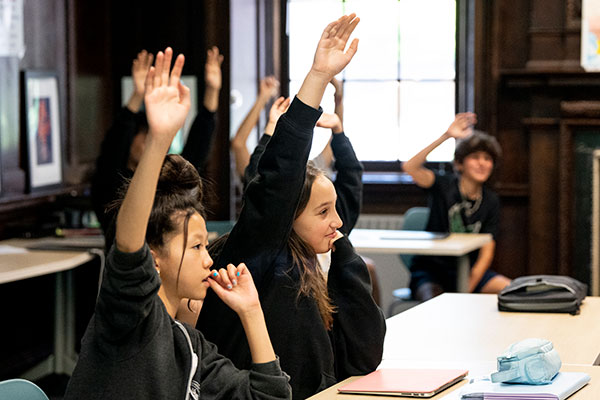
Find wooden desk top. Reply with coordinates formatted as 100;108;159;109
383;293;600;365
0;238;94;284
308;363;600;399
349;229;492;256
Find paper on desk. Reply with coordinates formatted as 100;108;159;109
0;245;28;255
440;372;590;400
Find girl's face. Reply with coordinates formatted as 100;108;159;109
293;175;343;254
153;212;214;301
457;151;494;184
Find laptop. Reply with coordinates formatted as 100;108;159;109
338;368;468;398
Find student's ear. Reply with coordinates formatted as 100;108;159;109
150;249;161;274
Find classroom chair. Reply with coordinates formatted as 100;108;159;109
0;379;49;400
387;207;430;316
205;220;236;242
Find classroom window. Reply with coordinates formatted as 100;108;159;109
288;0;458;162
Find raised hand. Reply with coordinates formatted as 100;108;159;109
132;50;154;96
208;263;261;315
311;14;360;80
316;112;342;133
265;96;291;136
447;112;477;139
258;76;280;100
144;47;191;148
205;46;224;90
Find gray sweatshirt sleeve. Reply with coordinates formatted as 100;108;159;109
197;333;292;399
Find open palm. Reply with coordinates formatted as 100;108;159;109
144;48;191;147
312;14;360;78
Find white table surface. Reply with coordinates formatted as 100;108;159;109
349;229;492;256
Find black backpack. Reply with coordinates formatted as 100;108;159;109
497;275;588;315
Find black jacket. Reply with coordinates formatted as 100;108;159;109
197;98;385;399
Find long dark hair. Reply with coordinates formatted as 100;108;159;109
289;161;336;330
110;154;205;288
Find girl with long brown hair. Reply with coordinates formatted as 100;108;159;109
197;15;385;400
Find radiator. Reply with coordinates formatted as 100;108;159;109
355;214;404;230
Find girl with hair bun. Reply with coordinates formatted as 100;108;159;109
64;47;291;400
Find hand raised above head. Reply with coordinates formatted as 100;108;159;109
132;50;154;96
446;112;477;140
259;76;280;100
205;46;224;89
144;47;191;147
316;112;342;133
311;14;360;81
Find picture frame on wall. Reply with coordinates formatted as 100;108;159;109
22;71;63;192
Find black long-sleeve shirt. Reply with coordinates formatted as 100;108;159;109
197;98;385;399
65;244;291;400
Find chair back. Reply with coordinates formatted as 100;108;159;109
400;207;430;268
205;220;236;242
0;379;49;400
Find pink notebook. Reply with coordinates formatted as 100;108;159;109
338;368;468;398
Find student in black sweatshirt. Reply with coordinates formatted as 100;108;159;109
65;47;291;400
91;47;223;234
197;15;386;399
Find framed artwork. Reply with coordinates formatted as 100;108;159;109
23;71;63;191
582;0;600;71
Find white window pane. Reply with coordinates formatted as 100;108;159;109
398;81;455;161
399;0;456;80
289;79;336;159
288;0;343;81
342;0;398;80
343;81;400;161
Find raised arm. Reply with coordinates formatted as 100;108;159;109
126;50;154;113
218;14;360;279
242;96;291;188
231;76;280;178
402;112;476;188
203;46;224;112
330;77;344;123
317;113;363;234
116;48;190;253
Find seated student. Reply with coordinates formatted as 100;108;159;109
197;14;386;400
242;81;382;306
230;76;280;180
402;113;511;301
64;48;291;400
91;46;224;233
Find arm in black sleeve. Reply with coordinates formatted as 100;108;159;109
328;236;386;380
242;134;272;191
199;336;292;400
180;104;217;174
331;132;363;235
217;97;322;285
91;107;139;229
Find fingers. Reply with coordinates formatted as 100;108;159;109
280;96;291;111
161;47;173;86
209;263;249;292
340;14;359;43
145;66;155;93
345;38;359;60
153;51;164;88
169;53;185;88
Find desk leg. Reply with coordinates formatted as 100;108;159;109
22;270;77;380
457;256;470;293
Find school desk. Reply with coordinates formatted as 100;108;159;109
382;293;600;366
307;362;600;399
0;238;100;380
348;230;492;292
